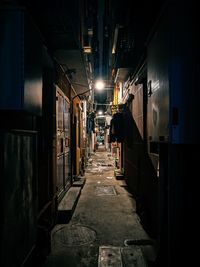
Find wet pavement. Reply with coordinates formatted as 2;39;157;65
43;147;156;266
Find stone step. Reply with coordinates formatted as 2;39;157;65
114;170;124;180
57;187;81;223
72;177;86;188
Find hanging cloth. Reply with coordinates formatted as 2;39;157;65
108;112;124;143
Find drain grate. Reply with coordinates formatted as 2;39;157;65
95;185;117;196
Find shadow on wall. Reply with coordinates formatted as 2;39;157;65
123;106;159;239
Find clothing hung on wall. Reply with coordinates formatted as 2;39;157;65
109;112;124;143
86;112;95;133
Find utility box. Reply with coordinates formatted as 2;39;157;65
147;5;198;144
0;7;43;115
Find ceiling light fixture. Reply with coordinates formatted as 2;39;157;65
95;80;105;90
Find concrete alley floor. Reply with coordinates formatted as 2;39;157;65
43;146;156;267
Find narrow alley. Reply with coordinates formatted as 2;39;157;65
0;1;198;267
44;146;155;267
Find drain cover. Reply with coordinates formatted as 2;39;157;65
98;246;147;267
52;225;96;246
95;186;117;196
98;246;122;267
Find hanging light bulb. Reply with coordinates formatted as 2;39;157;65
95;80;105;90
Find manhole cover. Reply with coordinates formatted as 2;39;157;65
95;186;117;196
52;225;96;246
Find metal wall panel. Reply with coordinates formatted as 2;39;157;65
64;99;70;138
169;5;199;144
57;137;64;155
57;155;64;194
56;87;71;197
57;94;64;131
147;13;169;143
64;152;71;190
131;84;144;139
147;5;198;144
